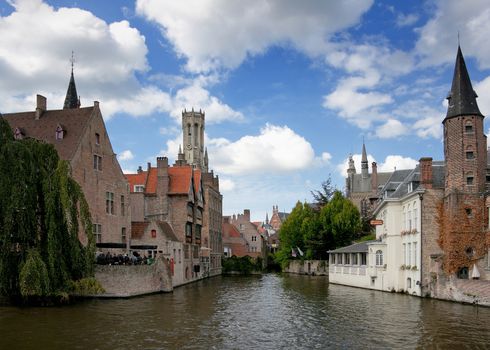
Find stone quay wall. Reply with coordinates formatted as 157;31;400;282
284;260;329;276
426;274;490;307
95;257;172;297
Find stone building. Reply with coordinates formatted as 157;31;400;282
345;143;393;218
2;70;131;248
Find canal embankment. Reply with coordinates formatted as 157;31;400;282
283;260;329;276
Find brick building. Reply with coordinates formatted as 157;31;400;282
269;205;289;231
222;217;249;257
125;108;223;281
2;70;131;248
229;210;267;263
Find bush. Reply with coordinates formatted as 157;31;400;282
222;256;263;274
68;277;105;295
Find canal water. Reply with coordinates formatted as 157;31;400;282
1;274;489;349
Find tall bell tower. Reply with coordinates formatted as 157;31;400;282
182;108;207;170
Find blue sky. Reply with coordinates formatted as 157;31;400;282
2;0;490;221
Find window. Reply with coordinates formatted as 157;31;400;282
95;133;100;145
352;253;358;265
375;250;383;266
14;127;24;140
106;192;114;214
345;253;350;265
413;202;418;231
185;222;193;241
407;205;412;230
93;224;102;243
187;203;194;217
55;125;65;140
467;176;474;185
252;236;257;241
466;151;474;160
120;195;125;216
413;242;417;266
151;229;157;238
408;243;412;265
403;243;407;265
465;124;473;133
408;182;413;193
134;185;144;192
361;253;367;266
121;227;126;243
195;225;201;242
93;154;102;171
466;208;473;217
407;278;412;289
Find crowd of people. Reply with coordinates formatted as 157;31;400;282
95;251;154;265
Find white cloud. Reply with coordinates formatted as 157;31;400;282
321;152;332;162
474;76;490;116
377;155;417;172
219;178;236;192
118;150;134;161
0;0;242;124
136;0;374;73
396;13;419;27
413;116;443;139
415;0;490;68
375;119;408;139
337;153;417;177
208;124;316;175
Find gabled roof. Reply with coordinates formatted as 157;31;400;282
131;220;179;242
2;106;94;160
222;222;241;238
446;46;482;120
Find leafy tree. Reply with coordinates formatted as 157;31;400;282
310;176;335;207
0;118;94;300
276;201;309;267
319;191;361;249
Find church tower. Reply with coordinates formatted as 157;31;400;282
182;108;205;170
443;46;487;196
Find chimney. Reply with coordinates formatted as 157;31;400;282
244;209;251;222
223;216;230;224
371;162;378;193
94;101;99;108
157;156;168;169
147;162;152;172
35;95;46;120
137;166;143;174
419;157;433;189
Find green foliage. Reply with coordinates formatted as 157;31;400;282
19;249;49;297
222;256;262;274
277;191;362;267
0;118;94;301
68;277;105;295
310;175;335;207
355;233;376;243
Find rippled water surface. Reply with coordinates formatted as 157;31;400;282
1;274;490;349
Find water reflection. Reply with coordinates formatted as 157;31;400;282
0;274;489;349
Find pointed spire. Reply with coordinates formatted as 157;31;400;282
63;51;80;109
265;212;269;225
361;140;368;179
348;153;356;175
204;147;208;165
446;46;482;119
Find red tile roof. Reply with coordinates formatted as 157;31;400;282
168;166;193;194
146;167;158;194
126;172;148;193
222;223;241;238
2;107;94;161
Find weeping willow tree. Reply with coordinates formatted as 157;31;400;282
0;117;94;300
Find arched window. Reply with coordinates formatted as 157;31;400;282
375;250;383;266
55;124;65;140
465;121;473;133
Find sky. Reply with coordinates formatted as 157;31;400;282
1;0;490;221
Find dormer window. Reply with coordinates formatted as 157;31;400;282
134;185;145;192
14;127;24;140
407;182;413;193
55;124;65;140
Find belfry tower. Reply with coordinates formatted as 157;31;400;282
182;108;208;171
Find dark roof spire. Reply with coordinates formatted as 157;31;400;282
445;46;482;119
63;51;80;109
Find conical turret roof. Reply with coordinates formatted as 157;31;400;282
446;46;482;119
63;70;80;109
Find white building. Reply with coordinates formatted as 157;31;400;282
329;162;445;295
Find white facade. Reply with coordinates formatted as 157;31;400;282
330;176;423;296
